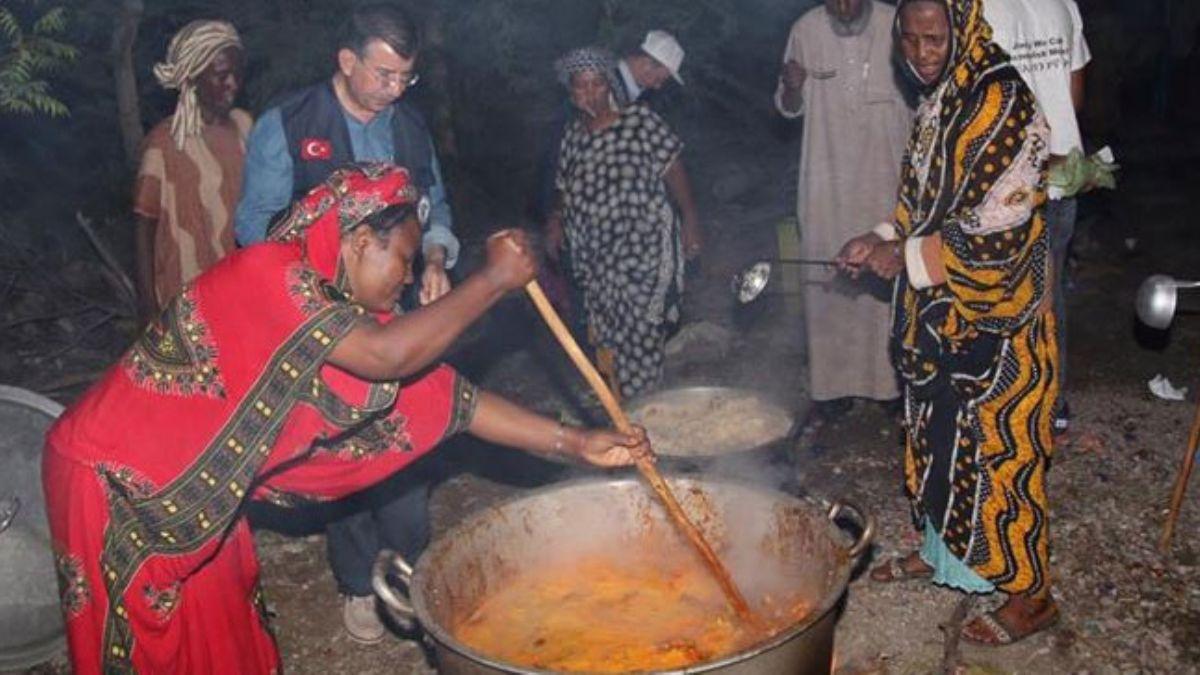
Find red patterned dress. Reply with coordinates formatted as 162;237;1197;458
42;165;476;674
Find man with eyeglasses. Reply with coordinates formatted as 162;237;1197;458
235;4;457;306
233;3;459;644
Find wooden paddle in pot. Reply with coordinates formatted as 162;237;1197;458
521;278;759;626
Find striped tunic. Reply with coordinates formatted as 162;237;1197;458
134;110;251;306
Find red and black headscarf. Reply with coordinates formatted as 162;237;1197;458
269;162;422;284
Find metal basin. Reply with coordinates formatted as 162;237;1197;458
625;386;800;476
374;477;871;674
0;385;66;670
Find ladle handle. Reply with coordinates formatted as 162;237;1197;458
828;500;874;561
774;258;837;267
372;549;417;630
523;280;757;622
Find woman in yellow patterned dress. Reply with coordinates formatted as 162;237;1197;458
837;0;1059;645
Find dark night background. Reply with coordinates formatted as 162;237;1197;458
3;0;1197;251
1;0;1198;396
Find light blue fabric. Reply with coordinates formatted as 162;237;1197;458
417;154;457;265
234;100;459;269
919;519;995;594
234;108;289;246
344;105;394;162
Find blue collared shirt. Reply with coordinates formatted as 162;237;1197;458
617;59;641;104
234;103;459;268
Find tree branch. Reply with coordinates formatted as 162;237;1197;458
110;0;143;168
940;595;975;674
42;310;116;361
74;211;136;313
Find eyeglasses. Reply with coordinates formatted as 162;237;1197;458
362;59;420;89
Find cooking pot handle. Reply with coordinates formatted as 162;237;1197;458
827;500;874;561
372;549;417;631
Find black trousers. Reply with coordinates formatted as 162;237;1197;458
324;462;433;597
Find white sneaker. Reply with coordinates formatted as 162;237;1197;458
342;595;385;644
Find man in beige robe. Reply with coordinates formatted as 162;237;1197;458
775;0;912;421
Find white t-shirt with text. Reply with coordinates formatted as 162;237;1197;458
985;0;1091;155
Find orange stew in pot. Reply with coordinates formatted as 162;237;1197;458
452;543;811;672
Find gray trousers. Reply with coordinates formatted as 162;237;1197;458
1045;197;1076;401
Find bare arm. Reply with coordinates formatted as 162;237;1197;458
327;230;536;381
424;245;447;269
777;61;807;116
328;273;507;381
663;158;702;257
544;192;565;262
468;390;581;458
1070;69;1085;113
468;390;649;467
418;244;451;306
134;215;158;321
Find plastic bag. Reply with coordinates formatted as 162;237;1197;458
1048;146;1119;199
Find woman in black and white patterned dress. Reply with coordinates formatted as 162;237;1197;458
545;47;700;398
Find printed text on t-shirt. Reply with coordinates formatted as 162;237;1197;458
1004;37;1071;74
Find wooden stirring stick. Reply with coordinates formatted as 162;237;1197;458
523;279;758;623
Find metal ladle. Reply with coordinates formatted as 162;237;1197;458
732;259;837;304
1136;274;1200;329
1135;274;1200;555
1132;271;1200;552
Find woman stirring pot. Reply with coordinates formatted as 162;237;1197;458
43;163;650;674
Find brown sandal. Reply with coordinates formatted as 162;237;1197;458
869;553;934;583
960;601;1060;646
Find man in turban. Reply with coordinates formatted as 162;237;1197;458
133;19;248;322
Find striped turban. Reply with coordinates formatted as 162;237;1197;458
153;20;242;149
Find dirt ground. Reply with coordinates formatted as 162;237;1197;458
8;120;1200;674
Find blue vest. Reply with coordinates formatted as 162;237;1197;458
277;81;436;200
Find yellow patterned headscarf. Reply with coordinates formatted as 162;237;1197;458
153;20;242;150
892;0;1022;239
894;0;993;93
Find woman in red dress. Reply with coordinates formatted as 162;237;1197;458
43;163;649;674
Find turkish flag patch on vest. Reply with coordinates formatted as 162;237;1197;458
300;138;333;161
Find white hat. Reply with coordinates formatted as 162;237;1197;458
640;30;685;85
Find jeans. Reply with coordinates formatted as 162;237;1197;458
1045;197;1076;401
324;464;433;597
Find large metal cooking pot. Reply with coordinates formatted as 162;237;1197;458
0;385;66;670
373;477;871;674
